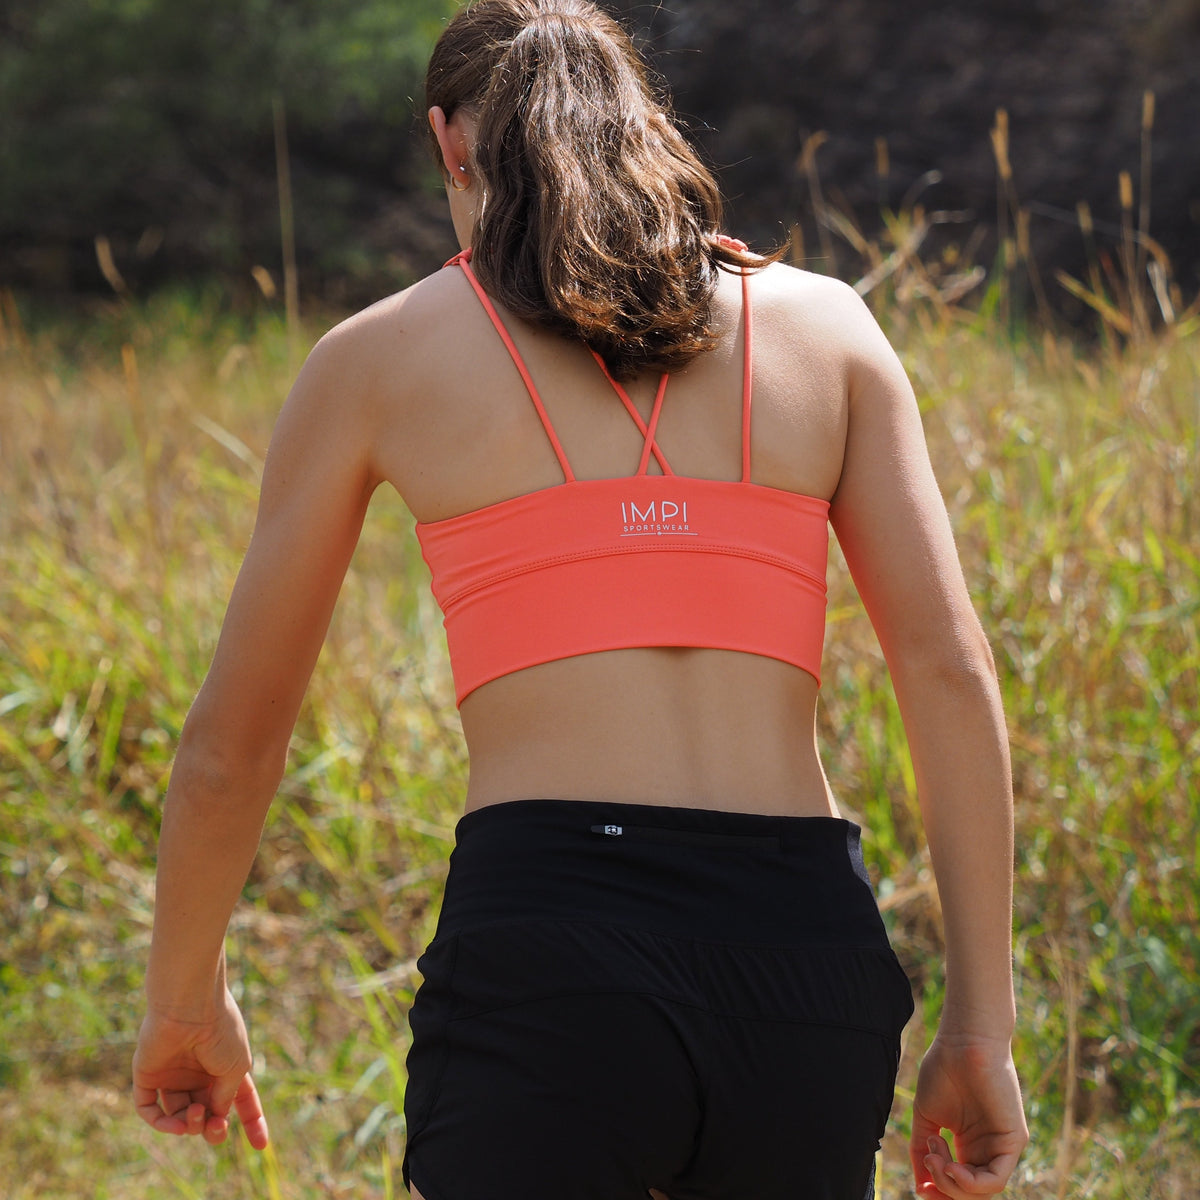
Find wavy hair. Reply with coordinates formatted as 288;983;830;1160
424;0;779;380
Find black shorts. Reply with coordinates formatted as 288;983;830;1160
403;799;914;1200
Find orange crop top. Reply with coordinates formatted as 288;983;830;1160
416;245;830;706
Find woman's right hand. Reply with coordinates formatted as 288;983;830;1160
909;1031;1028;1198
132;987;269;1149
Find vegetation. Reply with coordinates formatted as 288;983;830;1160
1;0;457;294
1;219;1198;1198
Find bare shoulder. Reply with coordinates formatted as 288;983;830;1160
750;262;892;360
309;268;459;375
284;266;472;438
756;268;918;432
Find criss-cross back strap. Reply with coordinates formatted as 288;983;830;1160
589;351;674;477
448;240;754;483
636;373;672;476
448;249;576;483
598;237;755;481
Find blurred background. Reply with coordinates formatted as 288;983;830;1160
4;0;1200;309
2;3;1198;1199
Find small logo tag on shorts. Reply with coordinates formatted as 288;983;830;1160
590;824;624;836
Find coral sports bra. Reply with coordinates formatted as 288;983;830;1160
415;246;830;706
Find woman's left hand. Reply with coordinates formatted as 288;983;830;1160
909;1032;1027;1198
132;988;269;1149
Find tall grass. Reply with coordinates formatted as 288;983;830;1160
1;234;1197;1198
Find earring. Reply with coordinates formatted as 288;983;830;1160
450;165;470;192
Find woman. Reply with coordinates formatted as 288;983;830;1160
132;1;1028;1197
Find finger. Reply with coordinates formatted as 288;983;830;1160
210;1061;250;1119
160;1089;197;1118
186;1101;208;1137
910;1128;947;1195
940;1152;1023;1196
922;1152;1012;1200
135;1099;189;1136
135;1098;188;1135
204;1113;231;1146
918;1136;969;1200
910;1140;935;1194
232;1074;270;1150
133;1085;189;1136
924;1152;967;1200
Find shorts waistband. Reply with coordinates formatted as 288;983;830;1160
456;797;858;847
436;798;891;949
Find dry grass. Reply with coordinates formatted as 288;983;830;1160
1;183;1197;1199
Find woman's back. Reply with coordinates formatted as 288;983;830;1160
133;5;1024;1195
345;256;862;814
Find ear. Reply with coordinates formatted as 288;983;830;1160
429;106;470;184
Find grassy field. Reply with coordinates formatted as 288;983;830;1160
0;268;1197;1199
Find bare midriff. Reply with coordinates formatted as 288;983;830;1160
459;647;838;818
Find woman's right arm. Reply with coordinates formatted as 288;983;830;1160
133;311;390;1146
824;283;1028;1198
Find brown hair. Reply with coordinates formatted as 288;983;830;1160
424;0;778;380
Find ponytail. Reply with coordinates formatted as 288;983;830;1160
425;0;777;380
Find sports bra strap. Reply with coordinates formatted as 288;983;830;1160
589;351;674;477
714;235;755;484
448;249;576;483
739;269;753;483
637;373;671;476
447;239;754;484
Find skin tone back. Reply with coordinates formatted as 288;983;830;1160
132;108;1028;1199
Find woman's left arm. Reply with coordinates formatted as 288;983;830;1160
133;323;382;1146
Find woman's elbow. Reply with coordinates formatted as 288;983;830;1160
168;706;288;810
891;613;1001;698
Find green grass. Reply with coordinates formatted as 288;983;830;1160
1;279;1197;1198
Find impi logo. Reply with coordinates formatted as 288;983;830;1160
620;499;696;537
